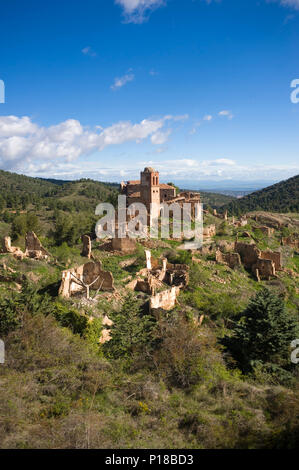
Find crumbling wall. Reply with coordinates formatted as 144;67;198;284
149;286;180;311
259;250;282;271
216;249;241;269
235;242;260;269
25;231;50;260
59;261;114;298
111;236;136;253
163;263;189;287
127;275;164;295
282;236;299;249
81;234;92;258
1;236;25;260
254;258;276;280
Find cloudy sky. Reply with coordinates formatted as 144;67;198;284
0;0;299;186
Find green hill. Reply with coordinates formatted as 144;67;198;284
222;175;299;216
0;170;119;212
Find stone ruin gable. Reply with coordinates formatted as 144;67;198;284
59;261;114;299
25;231;51;260
81;234;92;259
203;224;216;238
1;236;25;260
215;249;241;269
235;242;260;269
259;250;282;271
254;258;276;281
149;286;181;312
282;235;299;250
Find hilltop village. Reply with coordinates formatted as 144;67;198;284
1;168;298;343
0;169;298;449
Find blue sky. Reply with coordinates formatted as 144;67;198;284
0;0;299;187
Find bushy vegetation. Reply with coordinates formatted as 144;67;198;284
0;282;298;449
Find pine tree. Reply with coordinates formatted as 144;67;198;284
223;288;298;373
103;293;155;360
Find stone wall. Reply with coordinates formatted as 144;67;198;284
25;231;50;260
59;261;114;298
259;250;282;271
216;249;241;269
254;258;275;280
149;286;180;311
235;242;260;269
111;236;137;253
81;234;92;258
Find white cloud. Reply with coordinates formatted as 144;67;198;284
151;129;172;145
115;0;165;23
203;114;213;121
279;0;299;9
218;110;234;120
81;46;97;57
0;115;177;172
137;158;299;182
111;72;135;90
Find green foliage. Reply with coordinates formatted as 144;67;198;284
222;289;298;377
0;293;23;335
103;293;155;360
223;174;299;215
11;212;39;239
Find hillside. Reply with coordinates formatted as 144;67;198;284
0;170;119;212
222;175;299;215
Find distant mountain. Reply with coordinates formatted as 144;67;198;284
221;175;299;215
173;179;276;192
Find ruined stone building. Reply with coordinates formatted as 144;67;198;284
120;167;201;221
